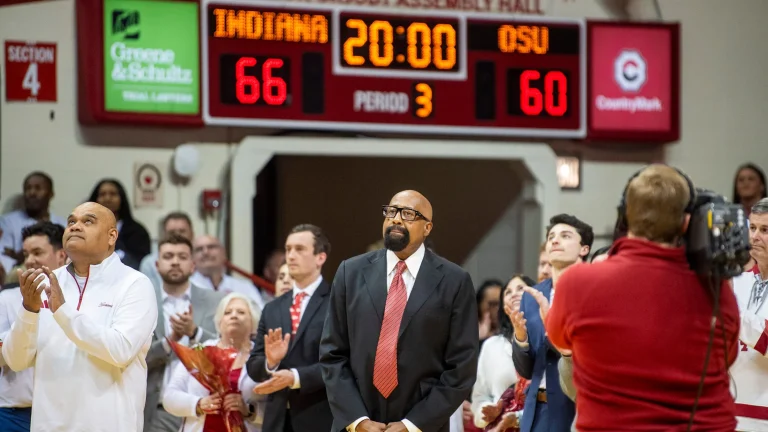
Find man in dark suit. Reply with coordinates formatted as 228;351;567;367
247;224;333;432
320;190;478;432
510;214;593;432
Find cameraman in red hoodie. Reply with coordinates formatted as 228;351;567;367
546;164;739;431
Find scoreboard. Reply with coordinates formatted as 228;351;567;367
203;0;586;138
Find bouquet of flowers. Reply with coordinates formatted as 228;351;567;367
166;338;246;432
484;378;529;432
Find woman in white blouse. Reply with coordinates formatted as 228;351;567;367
471;274;536;430
163;293;266;432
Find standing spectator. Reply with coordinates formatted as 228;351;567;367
547;165;738;431
163;293;266;431
472;274;535;431
274;262;294;297
191;235;266;310
0;221;67;432
247;224;333;432
139;212;195;290
89;179;151;268
0;172;66;273
733;163;767;218
512;214;592;432
537;243;551;282
1;202;157;432
144;234;223;432
320;190;478;432
477;279;504;346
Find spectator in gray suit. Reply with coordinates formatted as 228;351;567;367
144;233;224;432
140;212;195;290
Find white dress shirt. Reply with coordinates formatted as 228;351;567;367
158;284;204;393
0;210;66;272
265;275;323;390
0;287;33;408
471;335;519;428
190;271;266;310
349;244;426;432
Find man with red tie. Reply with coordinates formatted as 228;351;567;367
246;224;333;432
320;190;479;432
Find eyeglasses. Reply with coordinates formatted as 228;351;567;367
382;205;431;222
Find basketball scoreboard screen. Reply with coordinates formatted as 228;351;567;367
203;0;586;138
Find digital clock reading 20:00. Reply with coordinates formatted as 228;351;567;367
338;13;461;74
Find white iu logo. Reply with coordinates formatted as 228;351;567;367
613;50;647;92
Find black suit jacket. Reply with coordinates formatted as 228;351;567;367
320;248;478;432
246;280;333;432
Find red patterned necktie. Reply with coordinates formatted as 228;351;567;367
373;261;408;398
290;292;307;334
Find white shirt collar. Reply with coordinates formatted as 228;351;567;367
161;283;192;302
386;243;426;278
292;274;323;299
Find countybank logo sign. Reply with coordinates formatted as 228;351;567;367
103;0;199;115
594;48;661;114
614;50;646;92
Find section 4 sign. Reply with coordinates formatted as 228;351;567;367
4;41;57;102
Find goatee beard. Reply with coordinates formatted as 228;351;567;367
384;226;410;252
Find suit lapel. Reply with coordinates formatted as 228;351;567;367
279;292;293;337
363;250;388;323
289;282;329;354
398;250;444;339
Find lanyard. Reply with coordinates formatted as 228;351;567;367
70;272;90;311
748;276;768;314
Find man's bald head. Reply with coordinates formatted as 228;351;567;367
382;190;434;257
63;202;119;267
389;190;434;222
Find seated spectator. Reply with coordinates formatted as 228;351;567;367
163;293;265;431
191;235;267;310
88;179;151;268
0;172;65;273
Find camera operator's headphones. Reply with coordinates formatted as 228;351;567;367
613;165;697;242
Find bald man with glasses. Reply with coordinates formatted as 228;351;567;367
321;190;478;432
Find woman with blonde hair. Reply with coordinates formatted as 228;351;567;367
163;293;265;431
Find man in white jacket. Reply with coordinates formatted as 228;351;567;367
1;202;158;432
732;197;768;432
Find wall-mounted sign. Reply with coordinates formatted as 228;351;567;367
103;0;200;114
4;40;57;102
587;21;680;142
134;162;164;208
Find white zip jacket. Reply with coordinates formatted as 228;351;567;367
732;270;768;431
1;252;158;432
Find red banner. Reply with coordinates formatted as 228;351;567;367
4;41;57;102
587;22;680;142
